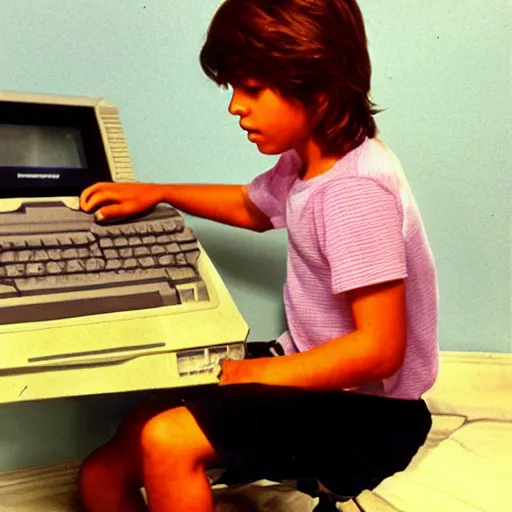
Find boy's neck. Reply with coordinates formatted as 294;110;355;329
296;138;340;181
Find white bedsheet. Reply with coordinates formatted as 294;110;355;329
0;352;510;512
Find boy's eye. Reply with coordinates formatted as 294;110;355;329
238;78;263;90
242;83;264;95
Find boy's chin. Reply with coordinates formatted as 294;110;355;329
257;148;281;155
254;142;286;156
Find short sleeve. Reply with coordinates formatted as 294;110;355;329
245;151;300;229
316;177;407;294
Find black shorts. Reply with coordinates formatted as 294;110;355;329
171;342;431;497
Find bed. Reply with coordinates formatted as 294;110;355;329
1;352;511;512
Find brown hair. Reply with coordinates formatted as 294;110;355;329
200;0;379;157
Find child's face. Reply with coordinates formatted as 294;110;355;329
228;79;312;155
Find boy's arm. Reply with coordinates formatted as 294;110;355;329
157;183;273;232
220;278;407;390
80;182;273;233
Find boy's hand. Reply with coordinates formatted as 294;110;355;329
80;182;163;222
219;359;266;386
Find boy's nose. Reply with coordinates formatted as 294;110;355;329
228;93;249;117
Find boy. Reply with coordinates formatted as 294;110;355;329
78;1;438;511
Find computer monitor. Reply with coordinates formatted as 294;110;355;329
0;91;249;403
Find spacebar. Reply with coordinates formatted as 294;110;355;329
0;283;179;325
14;269;170;295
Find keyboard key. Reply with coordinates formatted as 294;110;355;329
134;247;151;257
176;254;187;265
48;249;62;260
158;255;174;266
85;258;106;272
150;245;166;255
62;248;79;259
186;250;200;266
18;250;33;262
89;243;102;257
174;229;196;243
106;226;122;236
104;249;119;259
41;238;59;247
138;257;155;268
149;223;164;234
180;242;199;252
123;258;138;269
134;223;150;235
165;243;181;254
34;250;50;261
142;235;157;244
106;259;122;270
5;264;25;277
46;261;65;274
166;267;197;281
161;220;179;233
119;248;133;258
70;234;94;245
114;237;129;247
57;236;73;246
89;224;108;237
120;226;136;235
99;238;114;248
128;237;143;246
66;259;86;273
1;252;15;263
26;263;46;276
78;248;90;258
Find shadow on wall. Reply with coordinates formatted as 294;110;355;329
193;220;288;296
0;390;155;472
194;220;289;337
0;397;112;472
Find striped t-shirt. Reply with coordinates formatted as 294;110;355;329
246;137;439;400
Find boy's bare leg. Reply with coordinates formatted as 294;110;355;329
79;393;222;512
79;396;168;512
79;439;147;512
141;406;222;512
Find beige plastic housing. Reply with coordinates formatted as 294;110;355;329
0;91;249;403
0;91;136;213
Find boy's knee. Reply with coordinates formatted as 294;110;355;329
140;406;215;464
141;407;188;454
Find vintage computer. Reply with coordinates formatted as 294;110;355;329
0;91;249;404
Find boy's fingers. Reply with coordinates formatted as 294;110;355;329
95;203;133;221
84;190;122;214
80;183;115;211
80;183;102;209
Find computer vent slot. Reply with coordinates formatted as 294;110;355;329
98;106;137;183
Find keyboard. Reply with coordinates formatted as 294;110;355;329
0;202;209;324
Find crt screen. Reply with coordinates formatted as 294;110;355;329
0;124;87;169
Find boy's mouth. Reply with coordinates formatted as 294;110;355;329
241;125;260;137
240;123;258;133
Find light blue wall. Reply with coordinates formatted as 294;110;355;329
0;0;510;471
